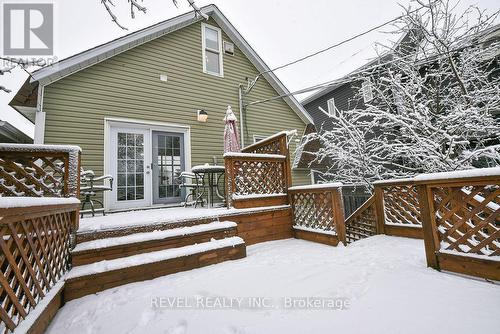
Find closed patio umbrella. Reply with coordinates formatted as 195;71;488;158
223;105;240;153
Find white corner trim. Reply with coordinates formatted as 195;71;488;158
201;22;224;77
33;84;45;144
34;111;46;144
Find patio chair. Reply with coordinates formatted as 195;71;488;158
80;170;113;217
178;171;205;208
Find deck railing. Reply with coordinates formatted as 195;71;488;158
344;195;378;243
224;132;292;209
372;179;423;239
0;144;81;333
416;172;499;281
341;168;500;280
289;183;346;245
224;153;289;209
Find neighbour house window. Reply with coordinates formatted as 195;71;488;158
202;23;223;76
327;98;337;115
361;78;374;103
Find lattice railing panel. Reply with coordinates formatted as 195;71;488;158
345;196;377;243
0;156;66;197
382;185;421;226
0;145;81;198
290;191;336;233
432;184;500;257
232;160;287;196
0;209;74;333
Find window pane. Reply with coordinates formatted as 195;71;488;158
205;27;219;50
117;187;126;201
205;50;220;74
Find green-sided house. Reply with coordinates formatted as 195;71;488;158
10;4;313;211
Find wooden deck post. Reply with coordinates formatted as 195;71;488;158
224;157;234;208
417;184;440;269
374;186;386;234
280;136;293;189
332;187;346;245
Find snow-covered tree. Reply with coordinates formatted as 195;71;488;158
302;0;500;189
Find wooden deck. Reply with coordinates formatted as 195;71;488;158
1;137;499;334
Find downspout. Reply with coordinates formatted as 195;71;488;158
238;84;245;147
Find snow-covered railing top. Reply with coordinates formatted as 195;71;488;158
288;182;342;191
373;167;500;186
241;130;295;155
223;152;286;160
0;143;82;198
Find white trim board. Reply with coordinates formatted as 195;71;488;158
29;5;312;125
103;118;192;210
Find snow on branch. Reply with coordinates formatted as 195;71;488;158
100;0;207;30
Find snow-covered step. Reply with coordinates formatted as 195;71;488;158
72;221;238;266
65;237;246;301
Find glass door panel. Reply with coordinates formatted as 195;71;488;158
152;131;184;204
109;127;149;210
116;132;145;201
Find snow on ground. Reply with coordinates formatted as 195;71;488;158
47;236;500;334
78;206;288;233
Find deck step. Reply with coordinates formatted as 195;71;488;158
72;221;238;266
65;236;246;301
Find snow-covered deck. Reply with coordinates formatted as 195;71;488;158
78;205;289;233
47;236;500;334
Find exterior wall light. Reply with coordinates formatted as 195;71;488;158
197;109;208;122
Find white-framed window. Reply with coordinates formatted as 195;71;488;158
201;23;223;77
253;135;266;143
327;98;337;115
361;78;374;103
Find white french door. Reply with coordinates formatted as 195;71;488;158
108;127;151;210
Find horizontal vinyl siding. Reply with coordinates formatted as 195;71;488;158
304;82;363;131
43;18;310;190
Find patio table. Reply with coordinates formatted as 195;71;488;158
191;165;226;208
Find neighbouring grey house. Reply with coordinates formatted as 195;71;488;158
0;119;32;144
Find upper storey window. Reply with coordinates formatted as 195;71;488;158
202;23;223;77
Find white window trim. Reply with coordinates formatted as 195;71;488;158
362;78;374;103
253;134;267;143
327;98;337;115
201;22;224;77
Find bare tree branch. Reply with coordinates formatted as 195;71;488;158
100;0;207;30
